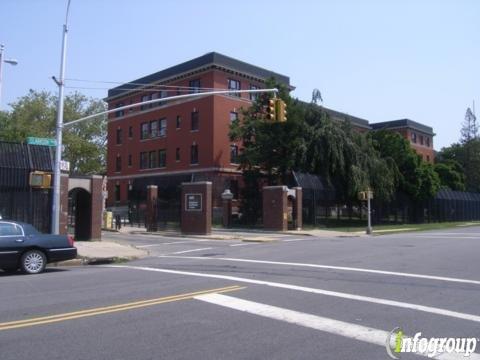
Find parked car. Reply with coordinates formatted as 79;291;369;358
0;221;77;274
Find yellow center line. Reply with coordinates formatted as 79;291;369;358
0;285;245;331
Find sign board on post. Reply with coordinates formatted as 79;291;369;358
26;137;57;147
185;193;202;211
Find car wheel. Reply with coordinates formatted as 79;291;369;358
20;250;47;274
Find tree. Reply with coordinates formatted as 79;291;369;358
461;107;478;143
433;161;465;191
0;90;107;174
438;141;480;192
230;81;398;223
371;130;440;201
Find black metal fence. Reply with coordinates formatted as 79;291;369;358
294;172;480;226
0;142;54;233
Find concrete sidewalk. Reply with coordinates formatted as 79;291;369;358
115;225;362;240
56;240;149;266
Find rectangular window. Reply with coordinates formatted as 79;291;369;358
189;79;201;93
230;144;239;164
159;118;167;137
116;128;123;144
115;184;121;202
149;151;157;168
150;120;159;138
190;144;198;164
229;111;238;123
155;90;168;106
426;155;430;162
426;137;431;147
115;155;122;172
128;100;135;113
176;115;181;129
128;126;133;138
176;147;180;162
420;135;424;145
140;94;152;110
191;111;199;131
141;122;150;140
115;102;125;118
140;152;148;169
158;149;166;168
249;84;259;101
228;79;241;97
128;154;132;167
411;132;417;144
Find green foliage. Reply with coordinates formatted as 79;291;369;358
433;161;465;191
0;90;107;175
371;130;440;201
230;80;399;222
438;140;480;192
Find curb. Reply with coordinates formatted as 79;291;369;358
53;255;139;267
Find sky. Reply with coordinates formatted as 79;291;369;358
1;0;478;150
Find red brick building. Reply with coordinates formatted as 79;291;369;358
105;52;291;214
105;52;436;220
370;119;435;162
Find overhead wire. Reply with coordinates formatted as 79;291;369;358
64;77;233;92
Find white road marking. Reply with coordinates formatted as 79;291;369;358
167;247;213;255
107;265;480;323
195;294;480;360
136;240;211;248
283;239;308;242
156;255;480;286
414;235;479;239
230;243;252;247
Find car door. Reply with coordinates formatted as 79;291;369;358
0;222;25;268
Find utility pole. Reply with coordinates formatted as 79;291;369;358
51;0;71;234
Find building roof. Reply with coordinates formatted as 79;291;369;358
107;52;291;100
370;119;434;135
322;106;371;130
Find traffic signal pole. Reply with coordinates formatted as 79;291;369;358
64;88;279;128
51;87;278;234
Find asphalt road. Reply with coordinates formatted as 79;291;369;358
1;227;479;360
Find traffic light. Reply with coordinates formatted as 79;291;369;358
275;99;287;122
265;99;276;121
29;171;52;188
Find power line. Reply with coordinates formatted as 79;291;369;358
65;77;232;92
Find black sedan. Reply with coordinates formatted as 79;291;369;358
0;221;77;274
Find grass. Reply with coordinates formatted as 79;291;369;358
303;220;480;234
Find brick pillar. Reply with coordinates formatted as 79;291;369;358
90;176;103;240
294;187;303;230
146;185;158;232
181;182;212;235
59;173;69;235
263;186;288;231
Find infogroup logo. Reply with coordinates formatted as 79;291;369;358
386;327;478;359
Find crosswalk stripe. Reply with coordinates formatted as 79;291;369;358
195;294;480;360
157;255;480;286
107;265;480;323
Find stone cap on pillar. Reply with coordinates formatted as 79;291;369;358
181;181;212;186
263;185;288;191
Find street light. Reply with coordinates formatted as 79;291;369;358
51;0;72;234
0;44;19;108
